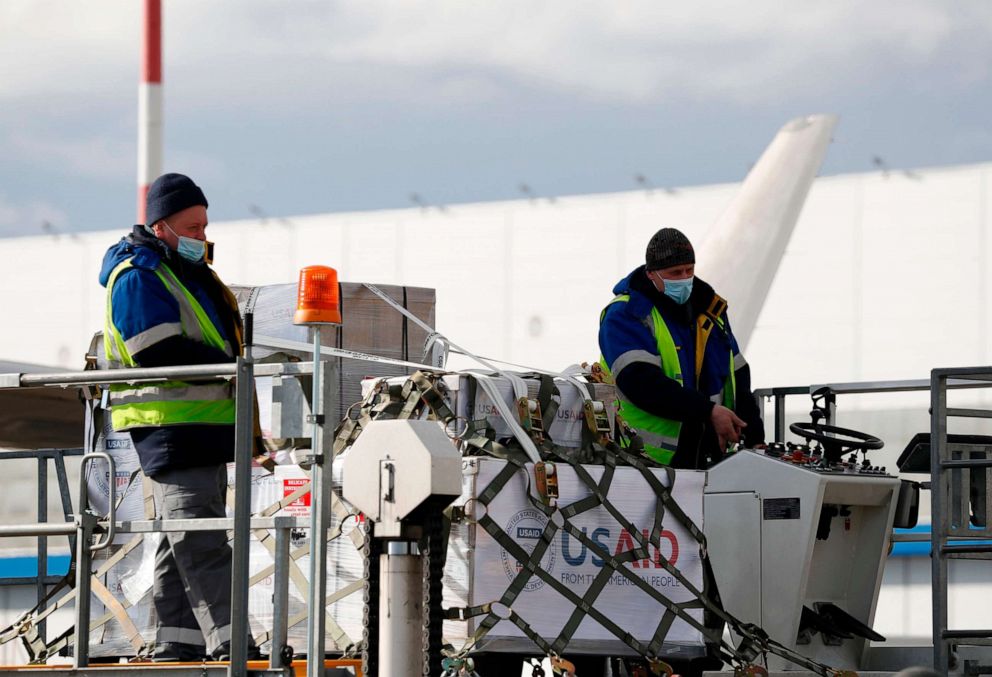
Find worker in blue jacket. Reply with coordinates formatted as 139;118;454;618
98;173;257;662
599;227;764;469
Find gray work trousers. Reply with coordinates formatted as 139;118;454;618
150;464;232;658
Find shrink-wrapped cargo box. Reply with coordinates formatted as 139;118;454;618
233;282;435;428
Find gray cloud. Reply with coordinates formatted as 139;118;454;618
0;193;68;237
0;1;991;233
3;1;990;107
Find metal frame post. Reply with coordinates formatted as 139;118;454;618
379;541;424;676
307;326;337;677
230;356;255;677
72;511;94;669
72;452;114;669
36;453;48;645
931;371;949;675
270;517;291;670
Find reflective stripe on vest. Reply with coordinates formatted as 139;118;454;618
600;293;736;465
104;258;236;431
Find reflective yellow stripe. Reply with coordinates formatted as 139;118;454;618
109;381;233;406
105;261;135;365
157;264;230;354
111;399;236;429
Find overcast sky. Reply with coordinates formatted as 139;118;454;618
1;1;990;237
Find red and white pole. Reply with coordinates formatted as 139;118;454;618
137;0;162;224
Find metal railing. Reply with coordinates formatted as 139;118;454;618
931;367;992;675
754;377;991;444
0;350;339;677
0;446;82;648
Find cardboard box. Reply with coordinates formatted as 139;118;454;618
233;281;436;427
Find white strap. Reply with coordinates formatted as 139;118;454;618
363;283;502;374
254;334;437;371
467;373;542;464
555;363;594;402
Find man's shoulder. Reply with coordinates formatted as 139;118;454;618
109;246;162;277
601;292;656;338
128;246;163;272
110;251;169;301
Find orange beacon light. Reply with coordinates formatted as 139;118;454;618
293;265;342;325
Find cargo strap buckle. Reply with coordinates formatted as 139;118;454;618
551;654;577;675
525;658;546;677
517;396;546;445
534;461;559;507
583;399;611;444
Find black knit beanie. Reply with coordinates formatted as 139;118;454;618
145;173;208;226
645;227;695;271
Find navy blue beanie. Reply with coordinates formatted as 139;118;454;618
145;173;209;226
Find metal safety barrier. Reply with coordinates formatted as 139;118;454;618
0;346;340;677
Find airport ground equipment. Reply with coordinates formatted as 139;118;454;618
0;358;331;676
755;374;992;676
705;419;900;671
342;419;463;677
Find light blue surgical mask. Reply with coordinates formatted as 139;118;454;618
162;220;211;264
663;276;693;305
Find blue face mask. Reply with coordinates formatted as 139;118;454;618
663;276;693;305
163;221;211;264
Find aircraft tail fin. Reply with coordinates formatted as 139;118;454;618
695;114;838;350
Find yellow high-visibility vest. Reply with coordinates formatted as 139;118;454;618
104;258;236;431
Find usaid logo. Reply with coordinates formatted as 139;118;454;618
106;438;131;450
500;509;557;592
516;527;543;539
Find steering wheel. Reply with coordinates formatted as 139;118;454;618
789;422;883;463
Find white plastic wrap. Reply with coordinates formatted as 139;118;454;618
86;450;365;657
442;458;706;656
361;373;618;451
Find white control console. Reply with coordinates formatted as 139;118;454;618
704;444;901;670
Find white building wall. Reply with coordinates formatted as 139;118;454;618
1;164;988;385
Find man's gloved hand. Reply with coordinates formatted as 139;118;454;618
710;405;746;449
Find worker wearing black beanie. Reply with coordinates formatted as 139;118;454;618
98;173;259;662
145;173;209;227
598;227;765;470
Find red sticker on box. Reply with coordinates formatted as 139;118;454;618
283;478;311;514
